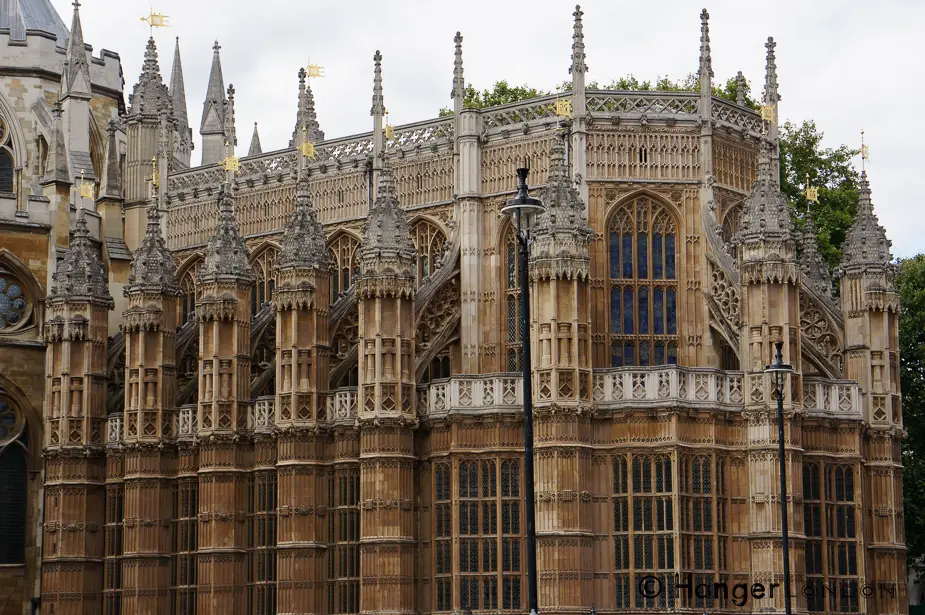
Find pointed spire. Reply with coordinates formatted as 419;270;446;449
841;172;893;271
531;130;593;278
169;37;190;133
800;211;833;297
126;202;178;295
198;187;255;284
61;0;91;98
357;152;416;279
48;209;114;306
100;119;122;199
451;32;465;100
290;68;324;147
698;8;713;82
200;40;226;133
735;71;746;106
248;122;262;156
42;101;70;184
128;37;173;118
569;5;588;76
764;37;779;105
277;159;332;273
737;139;793;244
371;50;384;116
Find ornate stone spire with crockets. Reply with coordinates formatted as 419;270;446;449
126;203;178;295
290;67;324;147
60;0;91;99
357;152;416;285
570;5;588;77
530;129;593;280
840;172;893;273
799;211;833;297
736;139;793;248
277;166;331;273
736;71;746;106
128;37;174;118
200;40;227;165
49;210;114;306
198;187;255;284
698;8;713;84
451;32;464;104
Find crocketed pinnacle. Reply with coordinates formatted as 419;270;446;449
169;37;189;133
277;168;332;273
698;8;713;81
43;101;69;184
128;37;174;118
248;122;262;156
765;37;779;104
531;130;593;277
49;210;114;307
200;40;226;134
371;50;384;116
799;211;832;297
570;5;588;75
290;67;324;147
736;139;793;244
60;0;90;98
100;119;122;198
451;32;464;99
841;171;892;270
126;203;179;295
198;187;255;284
357;153;416;279
735;71;746;106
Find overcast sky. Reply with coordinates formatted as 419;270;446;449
56;0;923;257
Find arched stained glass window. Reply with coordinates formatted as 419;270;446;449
0;117;15;194
608;197;679;367
329;234;360;301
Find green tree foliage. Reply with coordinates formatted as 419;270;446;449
439;81;550;116
780;120;860;269
898;254;925;578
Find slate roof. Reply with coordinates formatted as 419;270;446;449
0;0;68;43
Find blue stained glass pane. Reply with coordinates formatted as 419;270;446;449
623;288;634;334
655;342;665;365
610;232;620;278
668;342;678;365
612;340;622;367
637;233;648;279
654;288;664;335
653;234;663;280
667;288;677;335
639;287;649;334
611;286;621;334
640;341;651;366
622;235;633;278
665;234;676;280
623;342;635;366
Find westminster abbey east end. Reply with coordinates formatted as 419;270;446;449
0;1;907;614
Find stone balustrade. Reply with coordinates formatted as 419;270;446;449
106;413;122;447
417;373;524;420
803;377;861;417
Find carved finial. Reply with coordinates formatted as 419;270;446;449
291;66;324;147
570;5;588;76
277;148;333;273
698;8;713;81
199;185;255;284
357;150;416;281
126;201;179;295
765;37;779;105
735;71;746;106
451;32;465;100
371;50;384;116
128;36;173;118
48;209;114;306
225;83;236;146
841;171;893;272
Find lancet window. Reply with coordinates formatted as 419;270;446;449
504;226;523;372
612;453;675;609
177;259;200;325
248;471;277;615
434;463;452;611
680;455;719;609
173;479;198;615
103;484;124;615
0;398;27;565
608;197;679;367
250;247;278;315
721;204;742;262
453;459;523;612
328;468;360;615
412;219;447;289
329;233;360;301
0;117;14;193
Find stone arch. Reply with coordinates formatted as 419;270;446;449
603;189;683;235
248;240;280;313
326;229;362;301
0;248;45;336
0;89;27;169
176;253;203;324
409;216;449;289
0;374;41;469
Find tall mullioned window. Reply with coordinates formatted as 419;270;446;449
608;197;679;366
434;463;452;611
804;462;825;612
453;459;523;611
329;234;360;301
681;455;714;609
328;468;360;615
248;472;277;615
612;454;674;610
0;117;15;193
103;485;124;615
174;480;198;615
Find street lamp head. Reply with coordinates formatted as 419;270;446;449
764;339;794;375
501;166;544;233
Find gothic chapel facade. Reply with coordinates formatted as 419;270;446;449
0;1;907;614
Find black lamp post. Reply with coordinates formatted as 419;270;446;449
765;340;795;615
502;165;544;615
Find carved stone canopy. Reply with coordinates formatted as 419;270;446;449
840;171;893;273
276;170;333;274
198;186;255;284
735;139;793;249
128;37;175;120
48;210;114;308
357;154;416;281
126;204;179;296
